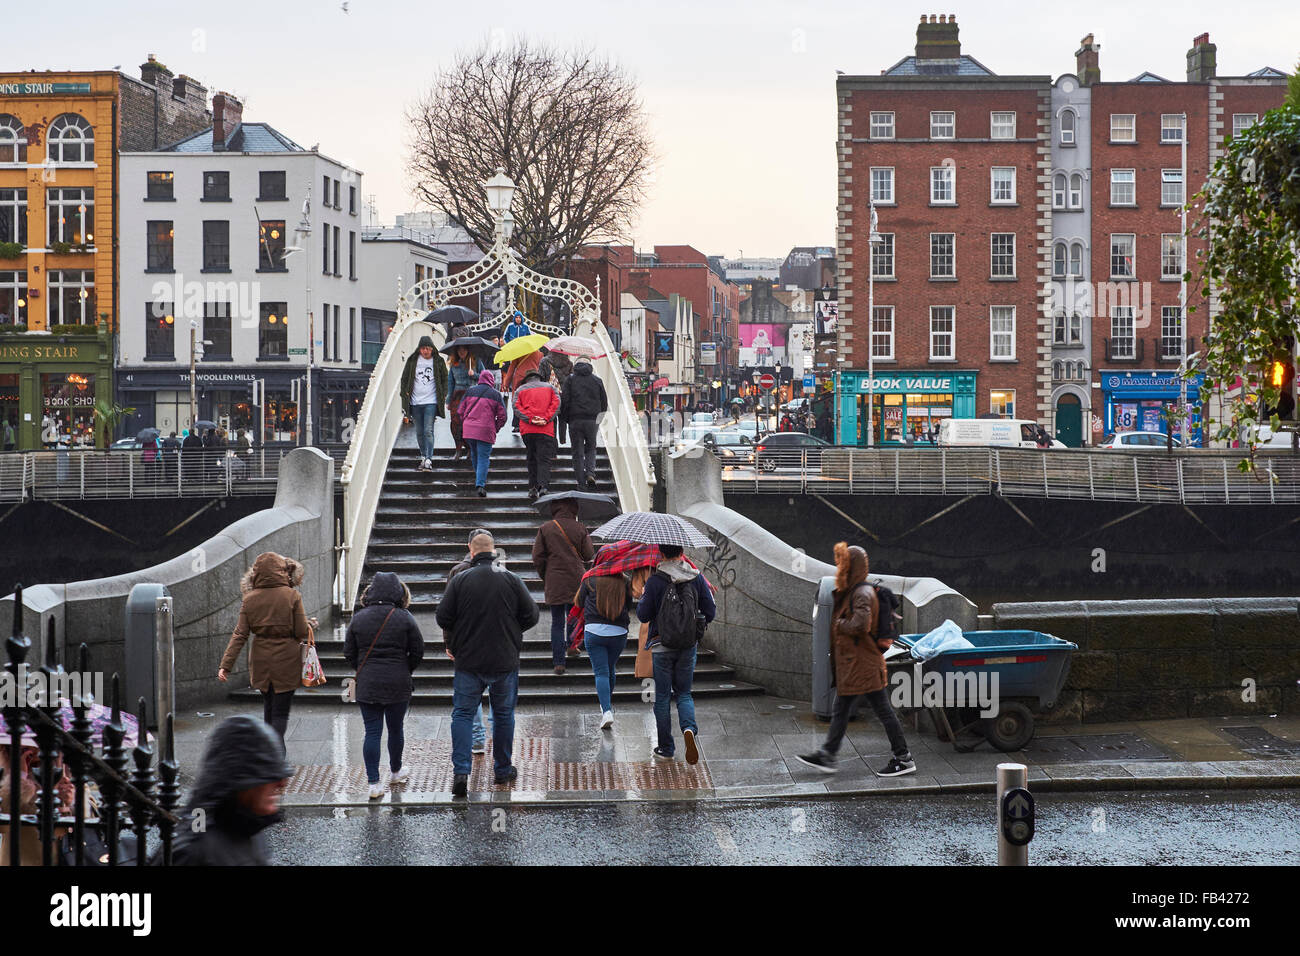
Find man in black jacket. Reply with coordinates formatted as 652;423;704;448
435;530;539;795
560;360;607;489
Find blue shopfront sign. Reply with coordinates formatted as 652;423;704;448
1099;370;1204;445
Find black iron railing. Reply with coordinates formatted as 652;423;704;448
2;585;181;866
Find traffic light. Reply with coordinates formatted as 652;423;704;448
1267;346;1296;421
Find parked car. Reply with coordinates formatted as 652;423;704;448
1099;431;1182;449
678;428;753;463
1254;424;1296;448
691;412;716;424
109;438;142;452
752;431;831;472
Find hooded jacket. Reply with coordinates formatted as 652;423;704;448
166;715;293;866
220;552;310;693
513;375;560;437
829;542;884;695
560;361;608;423
503;316;531;342
436;552;539;673
400;334;448;417
457;369;508;444
636;558;717;648
502;350;543;391
343;572;425;705
531;500;595;605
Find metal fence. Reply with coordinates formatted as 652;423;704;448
0;444;349;502
716;446;1300;505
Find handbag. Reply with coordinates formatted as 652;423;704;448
633;621;653;679
301;624;326;687
342;608;396;703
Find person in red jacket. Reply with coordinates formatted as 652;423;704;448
513;368;560;498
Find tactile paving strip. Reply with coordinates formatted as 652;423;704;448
284;737;713;795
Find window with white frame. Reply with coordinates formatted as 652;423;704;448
0;115;28;164
47;270;95;325
1069;173;1083;209
930;111;955;139
1053;242;1067;277
870;112;894;139
990;306;1015;359
1110;113;1136;142
1161;114;1184;143
1069;241;1084;277
0;188;27;246
930;233;955;278
871;306;894;359
930;166;955;203
991;167;1016;203
990;389;1016;416
1161;306;1183;358
990;234;1016;278
0;270;27;325
1161;169;1183;205
1059;108;1076;144
1110;234;1135;278
1053;312;1068;345
870;167;894;204
1053;173;1067;209
990;111;1016;139
1161;234;1184;278
47;114;94;163
1110;306;1135;357
1232;113;1258;138
1110;169;1135;205
1052;311;1083;345
47;188;93;245
871;233;894;278
930;306;955;359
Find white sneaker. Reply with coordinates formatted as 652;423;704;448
390;766;410;784
599;710;615;730
472;741;487;755
367;782;385;800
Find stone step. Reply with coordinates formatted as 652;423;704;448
309;661;738;686
230;679;764;705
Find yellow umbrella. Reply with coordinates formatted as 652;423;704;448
493;333;549;366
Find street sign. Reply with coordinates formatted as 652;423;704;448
1000;787;1035;846
288;348;307;355
759;373;776;390
803;375;815;390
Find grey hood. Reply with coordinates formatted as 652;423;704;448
656;558;699;584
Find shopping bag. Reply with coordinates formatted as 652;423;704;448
633;622;653;679
301;640;327;687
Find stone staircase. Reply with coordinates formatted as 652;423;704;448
234;434;762;705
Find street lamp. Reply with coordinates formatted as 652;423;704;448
751;369;761;435
775;360;783;430
280;187;315;446
866;197;884;448
483;167;517;216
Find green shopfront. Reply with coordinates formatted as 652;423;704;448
836;369;978;446
0;325;113;450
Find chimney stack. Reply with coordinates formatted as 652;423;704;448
1187;33;1217;82
916;13;961;59
211;91;243;152
139;54;173;89
1076;33;1101;87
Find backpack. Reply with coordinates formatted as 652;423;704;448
654;569;705;650
869;580;902;647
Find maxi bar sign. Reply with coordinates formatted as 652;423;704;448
856;375;953;393
0;82;92;95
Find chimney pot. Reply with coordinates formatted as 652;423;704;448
1194;32;1209;47
938;14;946;23
929;14;937;22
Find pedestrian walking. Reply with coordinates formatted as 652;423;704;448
447;532;498;757
514;368;560;499
163;715;292;866
447;344;485;461
795;542;915;777
636;544;716;764
531;499;595;675
503;347;543;433
436;530;540;797
400;334;448;471
457;369;507;497
574;562;641;730
344;572;425;800
502;310;531;343
217;552;311;740
538;349;573;444
560;359;607;489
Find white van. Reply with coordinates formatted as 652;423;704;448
937;418;1064;448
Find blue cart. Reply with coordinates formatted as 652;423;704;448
889;629;1078;752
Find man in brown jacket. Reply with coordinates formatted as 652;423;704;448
218;551;311;739
531;498;594;674
796;542;916;777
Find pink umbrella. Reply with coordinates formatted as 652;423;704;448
545;335;606;359
1;702;148;748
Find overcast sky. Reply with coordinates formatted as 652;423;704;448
11;1;1300;258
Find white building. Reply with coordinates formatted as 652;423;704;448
359;226;448;367
117;94;366;444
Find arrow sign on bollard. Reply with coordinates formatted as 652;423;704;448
1001;787;1035;847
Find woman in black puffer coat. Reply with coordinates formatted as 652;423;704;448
344;571;425;798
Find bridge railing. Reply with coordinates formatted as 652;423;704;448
718;445;1300;504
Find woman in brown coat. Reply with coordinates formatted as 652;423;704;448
796;542;916;777
531;499;594;675
218;551;310;739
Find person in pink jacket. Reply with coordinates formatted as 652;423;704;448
457;369;508;497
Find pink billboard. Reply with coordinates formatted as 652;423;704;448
738;324;788;359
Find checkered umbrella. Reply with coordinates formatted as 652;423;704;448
591;511;713;549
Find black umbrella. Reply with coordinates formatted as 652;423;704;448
136;427;161;442
536;490;620;521
194;420;218;431
425;305;478;327
440;336;497;362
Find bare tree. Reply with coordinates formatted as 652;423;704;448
407;39;654;276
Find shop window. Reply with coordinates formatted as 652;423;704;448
145;301;175;360
0;188;28;245
47;114;94;163
258;220;286;271
259;301;289;359
48;270;95;325
203;301;232;359
0;115;28;163
146;171;174;200
990;389;1016;417
203;221;229;271
47;188;94;245
0;270;27;325
263;391;298;442
41;372;96;446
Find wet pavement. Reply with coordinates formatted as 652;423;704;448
266;788;1300;865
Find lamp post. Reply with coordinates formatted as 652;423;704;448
289;187;314;447
775;361;783;430
866;198;884;448
1178;111;1190;446
752;369;761;435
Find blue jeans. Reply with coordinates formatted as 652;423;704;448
586;632;628;714
466;438;492;487
451;670;517;776
550;605;571;667
652;646;698;755
359;700;409;784
471;699;491;747
411;403;438;459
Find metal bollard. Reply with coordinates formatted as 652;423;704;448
996;762;1034;865
154;596;175;735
